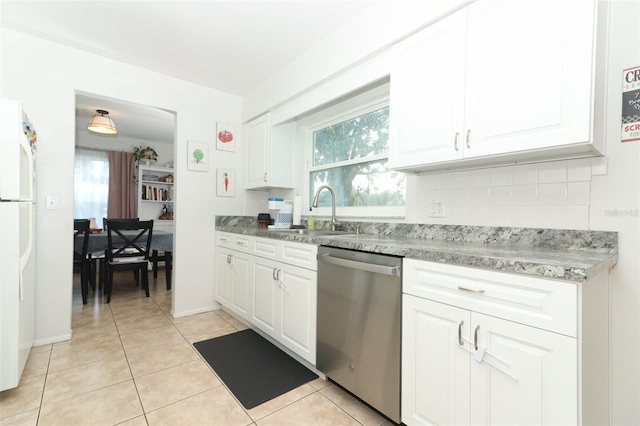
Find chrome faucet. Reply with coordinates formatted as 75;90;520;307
312;185;341;231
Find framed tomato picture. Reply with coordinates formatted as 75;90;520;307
216;168;235;197
216;122;235;152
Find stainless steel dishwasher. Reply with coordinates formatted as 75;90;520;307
316;246;402;424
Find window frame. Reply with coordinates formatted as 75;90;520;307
303;96;405;219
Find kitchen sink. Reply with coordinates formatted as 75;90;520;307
269;229;353;237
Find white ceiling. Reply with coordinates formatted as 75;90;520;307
2;0;375;142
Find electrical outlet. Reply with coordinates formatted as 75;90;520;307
428;199;447;218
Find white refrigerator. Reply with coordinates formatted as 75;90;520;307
0;99;36;391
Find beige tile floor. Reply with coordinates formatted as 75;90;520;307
0;271;393;426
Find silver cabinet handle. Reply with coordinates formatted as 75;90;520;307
457;285;485;294
226;254;232;263
263;173;268;182
474;325;480;351
458;320;464;346
454;132;459;151
272;267;278;280
466;129;471;149
318;253;401;276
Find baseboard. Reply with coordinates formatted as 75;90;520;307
33;332;72;347
171;304;217;319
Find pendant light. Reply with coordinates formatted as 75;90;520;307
87;109;118;135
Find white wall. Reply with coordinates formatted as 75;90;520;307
246;1;640;424
0;28;254;344
2;0;638;423
76;132;175;166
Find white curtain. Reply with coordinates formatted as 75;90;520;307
74;148;109;221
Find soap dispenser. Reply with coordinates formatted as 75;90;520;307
307;208;315;230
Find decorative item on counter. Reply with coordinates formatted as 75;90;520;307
257;213;271;228
267;199;293;229
267;197;284;210
293;195;302;226
307;208;315;230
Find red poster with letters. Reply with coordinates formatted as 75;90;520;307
622;65;640;142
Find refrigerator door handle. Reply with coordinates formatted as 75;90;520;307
19;202;34;300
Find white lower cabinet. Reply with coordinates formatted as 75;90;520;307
469;312;576;425
252;257;317;364
402;258;609;426
403;296;471;426
216;232;317;365
215;247;251;321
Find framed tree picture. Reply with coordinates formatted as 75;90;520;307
216;168;235;197
216;122;236;152
188;140;208;171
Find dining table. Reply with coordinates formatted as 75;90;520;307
75;230;174;290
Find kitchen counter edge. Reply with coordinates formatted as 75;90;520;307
215;225;617;283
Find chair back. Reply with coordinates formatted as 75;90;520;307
105;219;154;264
73;219;90;261
103;217;139;231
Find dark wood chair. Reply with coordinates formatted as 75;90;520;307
151;249;172;290
73;219;91;304
104;219;153;303
94;217;141;293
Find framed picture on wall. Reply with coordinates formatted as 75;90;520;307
187;140;208;171
216;168;235;197
216;122;235;152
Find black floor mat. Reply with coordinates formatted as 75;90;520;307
194;329;318;409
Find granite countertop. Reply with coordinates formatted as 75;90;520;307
215;216;618;282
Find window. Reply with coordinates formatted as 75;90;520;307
308;102;405;217
73;148;109;220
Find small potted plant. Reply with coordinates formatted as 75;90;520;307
133;146;158;165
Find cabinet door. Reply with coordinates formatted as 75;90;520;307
215;248;233;306
402;295;471;426
246;114;270;188
470;313;577;425
279;264;317;364
464;0;595;158
230;252;251;320
389;8;466;170
251;257;279;338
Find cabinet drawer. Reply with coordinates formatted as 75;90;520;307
233;236;251;252
217;232;252;253
280;241;318;271
216;232;235;248
253;238;278;259
403;259;577;337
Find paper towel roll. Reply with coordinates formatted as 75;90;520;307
293;195;302;225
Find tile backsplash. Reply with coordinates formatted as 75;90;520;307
415;158;594;230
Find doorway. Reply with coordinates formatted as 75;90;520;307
73;91;176;306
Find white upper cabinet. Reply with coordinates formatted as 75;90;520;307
390;9;467;166
389;0;600;172
246;113;295;189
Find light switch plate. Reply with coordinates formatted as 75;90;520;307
45;195;58;210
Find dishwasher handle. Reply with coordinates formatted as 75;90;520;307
318;253;401;277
